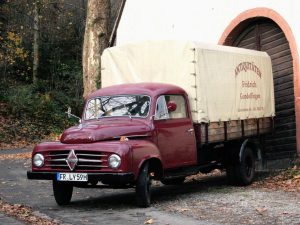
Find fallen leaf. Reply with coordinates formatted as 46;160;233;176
179;208;190;212
255;207;267;215
285;179;292;185
293;174;300;179
292;165;297;170
144;218;154;224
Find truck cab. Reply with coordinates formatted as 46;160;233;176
28;83;208;207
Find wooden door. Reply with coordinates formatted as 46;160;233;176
232;19;296;159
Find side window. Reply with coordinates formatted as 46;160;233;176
155;96;169;119
155;95;187;120
168;95;187;119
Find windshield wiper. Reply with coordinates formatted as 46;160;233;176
110;98;132;118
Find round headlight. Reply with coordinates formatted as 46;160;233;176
33;153;44;167
108;154;121;169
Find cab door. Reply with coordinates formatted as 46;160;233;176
154;95;197;169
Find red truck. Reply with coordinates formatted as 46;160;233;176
27;41;275;207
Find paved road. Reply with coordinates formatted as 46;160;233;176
1;150;299;225
0;212;24;225
0;155;219;225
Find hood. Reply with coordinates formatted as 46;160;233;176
60;119;152;144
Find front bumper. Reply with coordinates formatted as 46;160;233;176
27;171;135;184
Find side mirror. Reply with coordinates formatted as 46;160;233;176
67;107;72;118
65;107;81;123
167;101;177;112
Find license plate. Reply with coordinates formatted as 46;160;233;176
57;173;88;182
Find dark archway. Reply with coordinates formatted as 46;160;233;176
222;17;297;159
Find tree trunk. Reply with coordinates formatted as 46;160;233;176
32;2;39;85
82;0;110;98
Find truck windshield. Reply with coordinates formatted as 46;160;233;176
84;95;151;120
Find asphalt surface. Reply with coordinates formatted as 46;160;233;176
1;150;299;225
0;151;220;225
0;212;25;225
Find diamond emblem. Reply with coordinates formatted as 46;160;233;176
66;149;78;171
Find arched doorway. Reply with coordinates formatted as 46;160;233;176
222;17;297;159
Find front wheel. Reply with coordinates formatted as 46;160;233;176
52;180;73;205
135;162;151;207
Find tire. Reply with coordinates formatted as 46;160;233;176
52;180;73;205
226;147;255;186
135;162;151;207
161;177;185;185
236;147;255;185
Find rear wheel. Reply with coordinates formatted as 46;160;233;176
136;162;151;207
53;180;73;205
226;147;255;186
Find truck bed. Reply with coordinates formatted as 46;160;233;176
194;117;272;144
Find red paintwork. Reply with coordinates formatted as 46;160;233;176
31;83;198;180
154;118;197;168
60;118;152;144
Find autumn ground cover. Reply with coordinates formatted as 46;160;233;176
0;200;59;225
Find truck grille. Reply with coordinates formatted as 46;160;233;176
45;150;108;171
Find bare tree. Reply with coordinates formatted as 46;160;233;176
32;1;39;84
82;0;110;98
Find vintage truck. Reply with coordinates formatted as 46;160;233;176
27;41;275;207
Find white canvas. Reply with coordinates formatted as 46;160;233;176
101;41;275;123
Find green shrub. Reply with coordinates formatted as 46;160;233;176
6;83;83;133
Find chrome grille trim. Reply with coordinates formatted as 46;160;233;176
48;164;69;167
76;153;108;157
45;154;68;157
45;150;108;171
78;159;103;163
48;159;66;162
76;165;108;168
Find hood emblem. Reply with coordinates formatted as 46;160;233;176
66;149;78;171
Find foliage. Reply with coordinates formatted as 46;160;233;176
0;0;86;146
0;82;83;147
0;32;28;64
1;0;86;80
0;31;30;81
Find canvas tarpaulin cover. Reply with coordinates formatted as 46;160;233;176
101;40;275;123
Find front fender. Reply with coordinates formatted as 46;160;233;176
126;140;162;179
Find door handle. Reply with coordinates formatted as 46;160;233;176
186;128;194;133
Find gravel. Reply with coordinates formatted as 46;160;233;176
154;174;300;225
0;154;299;225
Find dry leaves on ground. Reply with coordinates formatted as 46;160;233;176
252;165;300;192
0;152;31;160
0;199;59;225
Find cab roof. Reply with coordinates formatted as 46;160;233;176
87;82;186;99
